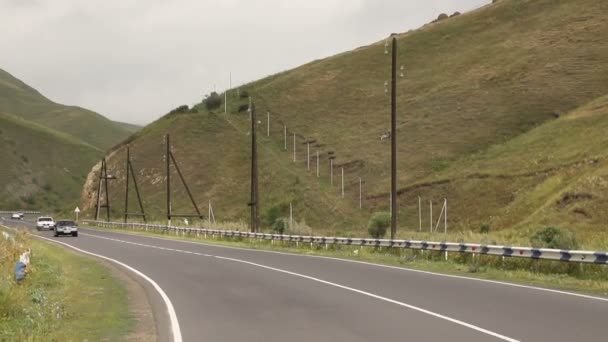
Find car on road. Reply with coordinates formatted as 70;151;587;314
36;217;55;231
11;212;24;220
54;220;78;237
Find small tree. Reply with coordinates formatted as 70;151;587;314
203;92;222;110
271;218;288;235
368;212;391;239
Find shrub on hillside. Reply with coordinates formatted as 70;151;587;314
168;105;189;116
368;212;390;239
203;92;222;111
530;227;579;250
271;218;289;235
239;90;250;99
479;223;490;234
264;204;284;227
437;13;448;21
238;104;249;113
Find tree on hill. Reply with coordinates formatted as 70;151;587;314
203;92;222;111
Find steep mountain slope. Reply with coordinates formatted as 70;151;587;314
0;68;130;150
0;112;101;211
82;0;608;237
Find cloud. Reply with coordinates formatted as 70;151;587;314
0;0;488;124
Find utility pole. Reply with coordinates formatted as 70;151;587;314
330;159;334;185
267;112;270;137
95;158;113;221
390;35;398;240
341;167;345;198
316;151;320;177
124;148;130;223
250;98;259;233
284;125;287;151
359;178;362;209
418;196;422;231
307;142;310;170
166;135;171;226
124;147;147;224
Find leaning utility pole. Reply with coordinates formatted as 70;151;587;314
124;147;147;223
166;134;203;226
390;35;398;240
95;158;114;222
249;98;260;233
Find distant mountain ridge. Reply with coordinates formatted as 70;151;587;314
0;68;131;150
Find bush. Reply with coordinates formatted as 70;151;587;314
530;227;579;250
239;90;250;99
168;105;189;116
237;104;249;113
368;212;390;239
271;218;289;235
437;13;448;21
203;92;222;110
479;223;490;234
264;204;285;227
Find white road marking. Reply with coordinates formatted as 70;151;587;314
215;255;519;342
0;224;183;342
82;231;517;341
82;226;608;303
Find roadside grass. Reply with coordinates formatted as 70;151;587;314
0;227;133;341
83;223;608;297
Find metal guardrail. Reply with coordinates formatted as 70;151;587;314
0;211;41;215
83;220;608;265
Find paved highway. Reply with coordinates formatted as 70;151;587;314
2;217;607;342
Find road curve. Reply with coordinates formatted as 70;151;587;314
3;218;606;342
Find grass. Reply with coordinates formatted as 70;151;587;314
80;0;608;240
0;228;133;341
83;222;608;296
0;112;102;213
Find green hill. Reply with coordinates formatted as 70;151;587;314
113;121;141;133
81;0;608;242
0;68;130;150
0;112;101;211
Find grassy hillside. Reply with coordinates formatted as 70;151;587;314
82;0;608;240
113;121;142;133
0;112;101;211
0;68;130;150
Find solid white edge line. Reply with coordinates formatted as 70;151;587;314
82;226;608;303
214;255;520;342
1;224;183;342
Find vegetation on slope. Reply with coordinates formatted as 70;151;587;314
0;112;101;211
83;0;608;241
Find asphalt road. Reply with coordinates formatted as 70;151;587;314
3;217;607;342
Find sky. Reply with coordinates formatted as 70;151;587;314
0;0;489;125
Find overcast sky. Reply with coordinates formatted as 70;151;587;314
1;0;488;125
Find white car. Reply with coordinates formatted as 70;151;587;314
54;220;78;237
36;217;55;231
11;212;23;220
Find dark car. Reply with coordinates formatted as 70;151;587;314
54;220;78;237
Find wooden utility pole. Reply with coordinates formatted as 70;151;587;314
250;98;260;232
390;36;398;240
